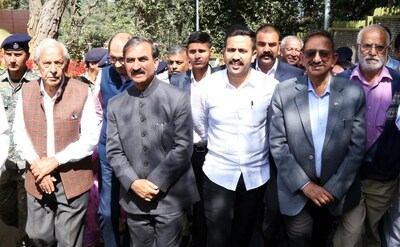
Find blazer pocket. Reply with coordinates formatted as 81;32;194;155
342;117;354;127
156;122;173;151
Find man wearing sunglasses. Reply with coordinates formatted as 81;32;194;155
269;29;366;247
336;24;400;247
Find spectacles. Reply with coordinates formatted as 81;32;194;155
109;56;125;64
303;49;333;60
358;43;388;54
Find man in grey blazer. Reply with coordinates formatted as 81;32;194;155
269;30;366;246
106;36;199;247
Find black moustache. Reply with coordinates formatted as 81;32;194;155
229;60;244;65
259;53;273;59
309;62;324;66
131;70;145;75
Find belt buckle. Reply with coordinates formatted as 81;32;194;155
194;145;206;153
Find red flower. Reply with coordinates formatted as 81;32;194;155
24;59;85;78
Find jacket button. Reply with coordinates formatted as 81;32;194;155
140;116;145;122
143;146;148;151
142;132;146;137
309;155;314;160
144;162;149;167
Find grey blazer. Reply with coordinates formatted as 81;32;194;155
269;75;366;216
274;60;304;82
106;78;199;214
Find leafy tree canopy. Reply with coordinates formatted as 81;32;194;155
3;0;399;58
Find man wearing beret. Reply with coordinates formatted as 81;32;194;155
0;33;39;247
77;47;108;91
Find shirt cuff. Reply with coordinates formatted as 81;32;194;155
300;181;311;191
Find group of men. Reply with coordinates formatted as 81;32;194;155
1;22;400;247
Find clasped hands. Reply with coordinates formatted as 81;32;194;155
131;179;160;202
303;181;334;207
30;157;60;194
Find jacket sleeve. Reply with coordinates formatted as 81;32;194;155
106;101;140;192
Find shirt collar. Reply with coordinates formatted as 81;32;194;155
307;76;331;97
350;64;393;85
131;76;159;97
190;66;212;84
223;68;257;89
40;77;66;99
256;58;278;76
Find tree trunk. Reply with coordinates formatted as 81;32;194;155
27;0;68;54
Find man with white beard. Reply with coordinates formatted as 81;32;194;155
336;24;400;247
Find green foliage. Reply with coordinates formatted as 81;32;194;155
331;0;400;21
24;0;400;59
200;0;308;51
0;0;28;9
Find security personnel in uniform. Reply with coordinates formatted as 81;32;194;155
0;33;39;247
77;47;108;91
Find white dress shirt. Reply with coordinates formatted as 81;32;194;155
256;58;279;78
192;68;278;191
13;78;99;165
190;66;212;144
0;94;9;177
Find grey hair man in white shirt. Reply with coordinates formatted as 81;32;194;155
192;25;278;247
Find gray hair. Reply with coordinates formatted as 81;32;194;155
357;24;390;46
123;36;159;59
168;45;187;56
34;38;70;63
281;35;303;49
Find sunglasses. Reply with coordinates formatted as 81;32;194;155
303;49;333;60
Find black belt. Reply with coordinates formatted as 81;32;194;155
194;144;207;153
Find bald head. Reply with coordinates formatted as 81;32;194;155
108;32;133;76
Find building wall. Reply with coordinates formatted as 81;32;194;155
331;15;400;62
0;10;29;34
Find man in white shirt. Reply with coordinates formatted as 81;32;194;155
0;93;9;178
192;25;278;247
13;38;98;246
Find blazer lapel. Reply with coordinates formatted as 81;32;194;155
294;76;314;145
323;78;344;151
183;71;192;92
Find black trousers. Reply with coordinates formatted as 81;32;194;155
203;174;265;247
282;200;337;247
190;145;207;247
262;161;282;247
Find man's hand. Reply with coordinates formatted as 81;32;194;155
130;179;160;201
302;181;334;207
37;174;57;194
30;157;60;182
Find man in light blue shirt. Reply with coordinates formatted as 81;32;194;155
269;30;366;247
